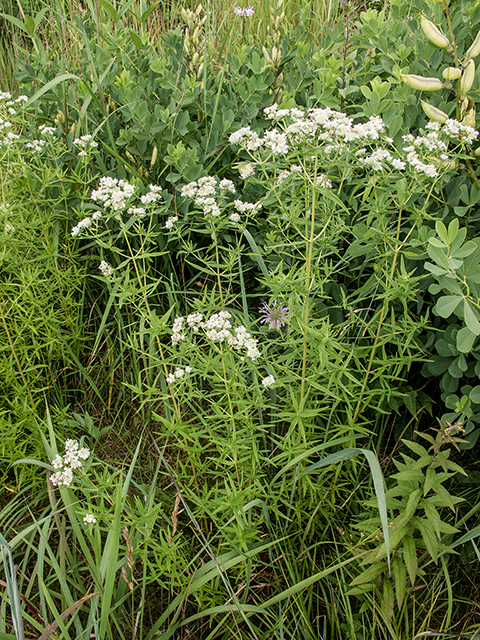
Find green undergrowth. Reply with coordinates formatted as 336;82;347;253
1;0;480;638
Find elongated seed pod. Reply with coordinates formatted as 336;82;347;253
421;16;451;49
401;73;444;91
421;100;448;123
461;59;476;94
442;67;462;80
466;30;480;60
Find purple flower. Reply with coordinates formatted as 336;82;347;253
234;6;254;17
259;300;289;330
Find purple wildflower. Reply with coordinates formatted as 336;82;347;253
234;6;254;17
259;300;289;330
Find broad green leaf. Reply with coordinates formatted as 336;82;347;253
423;467;436;496
404;488;422;521
415;516;438;561
350;563;385;586
403;535;418;585
23;14;35;36
464;299;480;335
98;0;118;21
422;500;442;538
469;385;480;403
447;218;459;244
435;220;449;244
383;578;394;624
129;29;143;49
429;237;446;248
392;556;407;608
448;257;463;269
0;12;28;33
424;261;448;276
435;295;462;318
402;440;428;457
427;244;449;269
28;73;80;106
456;326;476;353
452;240;476;259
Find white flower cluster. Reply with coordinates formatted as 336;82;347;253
171;311;261;360
233;199;262;213
316;174;333;188
39;125;57;137
180;176;237;220
0;93;28;116
50;439;90;487
262;375;275;387
165;215;178;229
83;513;97;524
239;163;255;179
72;181;163;237
91;176;136;211
71;216;94;237
357;148;406;172
0;131;20;147
74;134;99;157
140;184;162;205
232;104;477;180
442;119;479;144
26;139;47;152
98;260;113;277
166;365;193;384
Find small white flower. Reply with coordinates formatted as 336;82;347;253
219;178;236;193
262;375;275;388
99;260;113;277
83;513;97;524
165;215;178;229
51;454;63;469
239;163;255;179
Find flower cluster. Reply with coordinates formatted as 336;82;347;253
71;181;164;238
74;134;99;157
230;104;476;180
171;311;261;360
98;260;113;277
83;513;97;524
179;175;255;223
91;176;136;211
50;439;90;487
262;375;275;387
234;6;254;17
166;365;193;384
0;92;28;117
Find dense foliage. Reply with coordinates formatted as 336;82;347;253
2;0;480;639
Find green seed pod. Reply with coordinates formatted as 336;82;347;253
461;59;476;95
401;73;444;91
466;29;480;60
442;67;462;81
421;16;451;49
421;100;448;123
